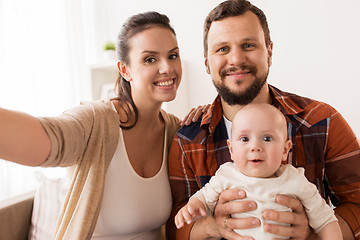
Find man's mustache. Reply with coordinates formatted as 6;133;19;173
220;64;257;78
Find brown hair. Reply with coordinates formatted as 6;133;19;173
203;0;271;56
114;11;176;129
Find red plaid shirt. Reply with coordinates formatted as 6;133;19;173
167;85;360;239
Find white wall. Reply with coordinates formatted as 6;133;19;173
92;0;360;136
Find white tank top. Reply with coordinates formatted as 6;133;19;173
92;128;172;240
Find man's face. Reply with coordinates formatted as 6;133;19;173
205;11;273;105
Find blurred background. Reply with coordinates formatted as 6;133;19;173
1;0;359;200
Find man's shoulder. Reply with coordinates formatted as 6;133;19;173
271;85;336;123
177;118;205;142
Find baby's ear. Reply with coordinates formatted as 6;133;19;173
227;139;233;157
283;140;292;160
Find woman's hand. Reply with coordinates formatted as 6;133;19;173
213;188;260;240
262;194;312;240
179;104;211;126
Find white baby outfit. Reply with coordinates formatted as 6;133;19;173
192;163;337;240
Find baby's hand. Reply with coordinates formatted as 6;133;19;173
174;198;207;229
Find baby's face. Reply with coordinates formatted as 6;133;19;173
228;104;291;178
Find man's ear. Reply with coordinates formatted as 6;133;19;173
117;61;131;81
267;41;273;67
204;54;210;74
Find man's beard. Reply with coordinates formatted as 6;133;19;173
213;64;269;106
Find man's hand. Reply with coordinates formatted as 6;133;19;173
179;104;211;126
262;194;311;239
213;189;260;240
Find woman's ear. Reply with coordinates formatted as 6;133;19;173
117;61;131;81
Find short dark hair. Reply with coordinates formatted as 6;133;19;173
203;0;271;56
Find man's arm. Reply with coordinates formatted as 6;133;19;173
167;134;199;239
336;214;354;240
325;108;360;239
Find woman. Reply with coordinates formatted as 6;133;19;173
0;11;201;239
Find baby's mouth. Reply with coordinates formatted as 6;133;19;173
250;159;264;163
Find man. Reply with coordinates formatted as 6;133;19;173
167;0;360;239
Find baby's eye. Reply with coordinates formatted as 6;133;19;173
240;137;249;142
263;136;272;142
144;57;156;63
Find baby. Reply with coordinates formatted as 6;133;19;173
175;103;342;240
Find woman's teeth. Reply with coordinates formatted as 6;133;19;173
156;79;174;86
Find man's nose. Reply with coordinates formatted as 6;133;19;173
228;47;246;65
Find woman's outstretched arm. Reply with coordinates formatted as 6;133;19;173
0;108;50;166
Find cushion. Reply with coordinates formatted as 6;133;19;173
28;171;69;240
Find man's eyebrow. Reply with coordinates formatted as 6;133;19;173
141;47;179;55
212;38;258;47
212;41;228;48
242;37;258;42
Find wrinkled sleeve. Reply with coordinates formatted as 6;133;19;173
167;134;198;240
325;107;360;239
38;103;95;167
296;170;337;233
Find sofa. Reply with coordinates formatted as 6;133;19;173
0;172;73;240
0;185;167;240
0;191;35;240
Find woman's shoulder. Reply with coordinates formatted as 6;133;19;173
62;99;119;130
160;109;180;127
80;99;116;112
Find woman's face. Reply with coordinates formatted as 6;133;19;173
123;26;182;107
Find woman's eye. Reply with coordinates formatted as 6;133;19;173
145;57;156;63
240;137;249;142
263;136;272;142
169;53;178;60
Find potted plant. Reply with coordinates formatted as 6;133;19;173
103;41;116;60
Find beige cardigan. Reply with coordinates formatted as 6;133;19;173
39;100;179;240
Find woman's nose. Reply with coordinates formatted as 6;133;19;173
159;59;174;74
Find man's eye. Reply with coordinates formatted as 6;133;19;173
243;43;255;50
263;136;272;142
145;57;156;63
240;137;249;142
217;46;229;53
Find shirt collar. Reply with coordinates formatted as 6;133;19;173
200;95;223;134
269;85;306;116
200;85;306;133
